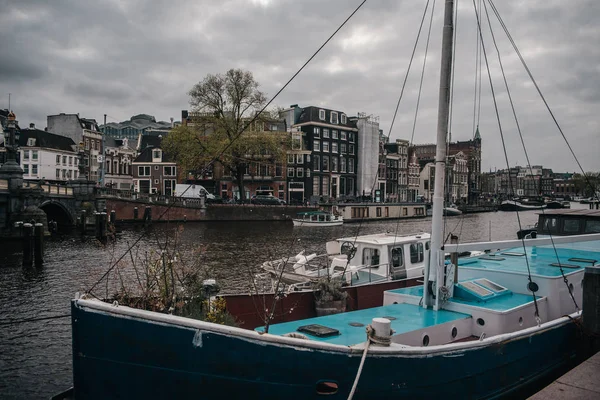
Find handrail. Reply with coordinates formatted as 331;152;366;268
444;233;600;253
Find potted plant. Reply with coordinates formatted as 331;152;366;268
313;277;348;316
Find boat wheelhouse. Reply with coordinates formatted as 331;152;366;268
292;211;343;227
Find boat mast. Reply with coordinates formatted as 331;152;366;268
425;0;455;311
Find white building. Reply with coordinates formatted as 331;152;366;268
18;127;79;182
104;137;136;190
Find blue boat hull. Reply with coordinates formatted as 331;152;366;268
71;300;581;400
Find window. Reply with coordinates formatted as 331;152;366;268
341;143;347;154
542;217;559;234
332;130;338;139
275;163;283;177
288;154;295;164
164;166;176;176
350;144;355;155
62;155;66;165
85;139;90;150
563;219;581;234
138;166;150;176
391;247;403;268
313;140;320;152
332;157;338;172
24;151;30;160
330;111;338;124
585;220;600;233
68;156;73;166
323;142;329;153
319;109;326;120
152;149;161;160
322;156;330;172
314;155;320;171
313;176;320;195
323;129;329;138
362;248;380;266
287;167;295;177
349;158;355;173
349;133;355;143
341;131;347;140
23;164;29;174
332;143;338;153
340;156;346;173
56;169;60;179
154;165;159;170
296;167;304;178
322;175;329;196
296;154;304;164
313;127;320;137
154;179;159;184
410;243;424;263
292;132;302;150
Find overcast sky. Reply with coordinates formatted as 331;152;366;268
1;0;598;172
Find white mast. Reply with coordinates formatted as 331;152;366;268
424;0;455;310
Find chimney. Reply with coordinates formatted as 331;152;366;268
29;123;35;129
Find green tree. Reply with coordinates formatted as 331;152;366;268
573;172;600;197
163;69;289;200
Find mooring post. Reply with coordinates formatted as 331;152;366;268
583;265;600;353
80;211;86;235
34;223;44;266
22;223;34;266
144;206;151;222
110;210;116;224
133;207;138;220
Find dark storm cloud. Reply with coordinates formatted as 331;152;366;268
0;0;598;171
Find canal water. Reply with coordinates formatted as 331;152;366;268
0;206;575;399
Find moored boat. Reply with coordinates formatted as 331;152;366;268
499;199;546;211
292;211;343;227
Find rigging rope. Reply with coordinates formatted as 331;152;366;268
481;0;578;310
86;0;368;297
471;0;541;320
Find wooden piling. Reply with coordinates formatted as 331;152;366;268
22;223;34;266
34;223;44;266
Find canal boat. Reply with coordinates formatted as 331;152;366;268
499;199;546;211
66;2;599;399
517;209;600;240
292;211;343;227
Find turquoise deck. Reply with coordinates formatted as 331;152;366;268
259;303;470;346
457;246;600;277
388;284;540;311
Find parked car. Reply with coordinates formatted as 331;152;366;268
251;195;285;205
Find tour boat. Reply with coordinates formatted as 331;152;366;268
292;211;343;227
65;2;599;399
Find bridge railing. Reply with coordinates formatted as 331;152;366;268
95;188;204;208
21;181;73;196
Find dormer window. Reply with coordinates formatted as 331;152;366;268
330;112;338;124
152;149;162;162
319;109;326;121
27;138;36;146
341;114;347;124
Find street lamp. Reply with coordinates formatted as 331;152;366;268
2;111;21;169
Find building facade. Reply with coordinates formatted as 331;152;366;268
47;113;103;183
132;135;177;195
101;114;175;140
104;138;136;190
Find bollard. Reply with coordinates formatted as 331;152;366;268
34;223;44;266
110;210;116;224
144;206;152;222
371;318;392;347
100;212;107;239
583;265;600;352
183;214;187;223
22;223;34;266
80;211;87;235
133;207;138;220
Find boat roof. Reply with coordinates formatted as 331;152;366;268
336;232;431;246
297;211;332;216
537;209;600;218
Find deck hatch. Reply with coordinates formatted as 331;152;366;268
460;281;494;297
478;255;506;261
549;263;580;269
568;258;597;264
474;278;507;293
297;324;340;337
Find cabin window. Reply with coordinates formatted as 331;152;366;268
391;247;403;268
542;217;559;234
585;220;600;234
363;248;380;267
410;243;424;264
563;219;581;234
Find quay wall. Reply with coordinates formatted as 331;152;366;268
104;198;314;222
